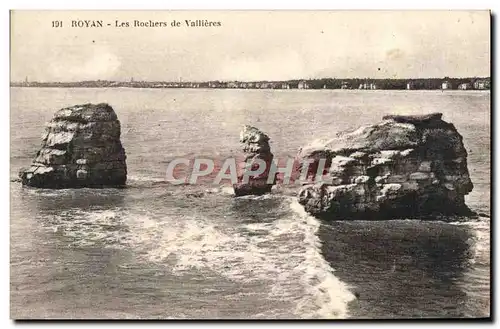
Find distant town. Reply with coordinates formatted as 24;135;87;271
11;77;491;90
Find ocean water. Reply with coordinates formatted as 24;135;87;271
10;87;490;319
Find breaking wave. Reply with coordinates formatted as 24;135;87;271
448;217;490;265
40;195;355;318
125;197;355;318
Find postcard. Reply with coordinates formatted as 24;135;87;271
10;10;491;320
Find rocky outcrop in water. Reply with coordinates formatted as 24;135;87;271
19;103;127;188
296;113;474;220
233;125;276;196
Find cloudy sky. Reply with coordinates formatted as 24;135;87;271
10;10;490;82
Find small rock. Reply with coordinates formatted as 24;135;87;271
233;125;275;196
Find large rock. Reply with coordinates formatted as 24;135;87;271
233;125;276;196
296;113;474;220
19;103;127;188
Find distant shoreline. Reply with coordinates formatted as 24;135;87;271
10;77;490;91
9;86;491;92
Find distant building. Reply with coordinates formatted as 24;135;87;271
298;81;310;89
282;83;290;89
22;76;32;87
473;79;490;90
208;81;225;88
441;81;452;90
359;82;377;90
458;83;472;90
341;81;351;89
407;81;414;90
255;82;271;89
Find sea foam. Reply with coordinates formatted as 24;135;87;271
41;194;355;319
120;196;356;318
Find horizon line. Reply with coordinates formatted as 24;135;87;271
10;76;492;84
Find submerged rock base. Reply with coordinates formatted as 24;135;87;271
19;103;127;188
297;113;474;220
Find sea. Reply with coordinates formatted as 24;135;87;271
10;87;490;319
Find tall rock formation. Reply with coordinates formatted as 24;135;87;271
19;103;127;188
296;113;474;219
233;125;276;196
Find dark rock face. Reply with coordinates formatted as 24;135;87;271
233;125;276;196
19;103;127;188
296;113;474;220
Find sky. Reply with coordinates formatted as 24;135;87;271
10;10;491;82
